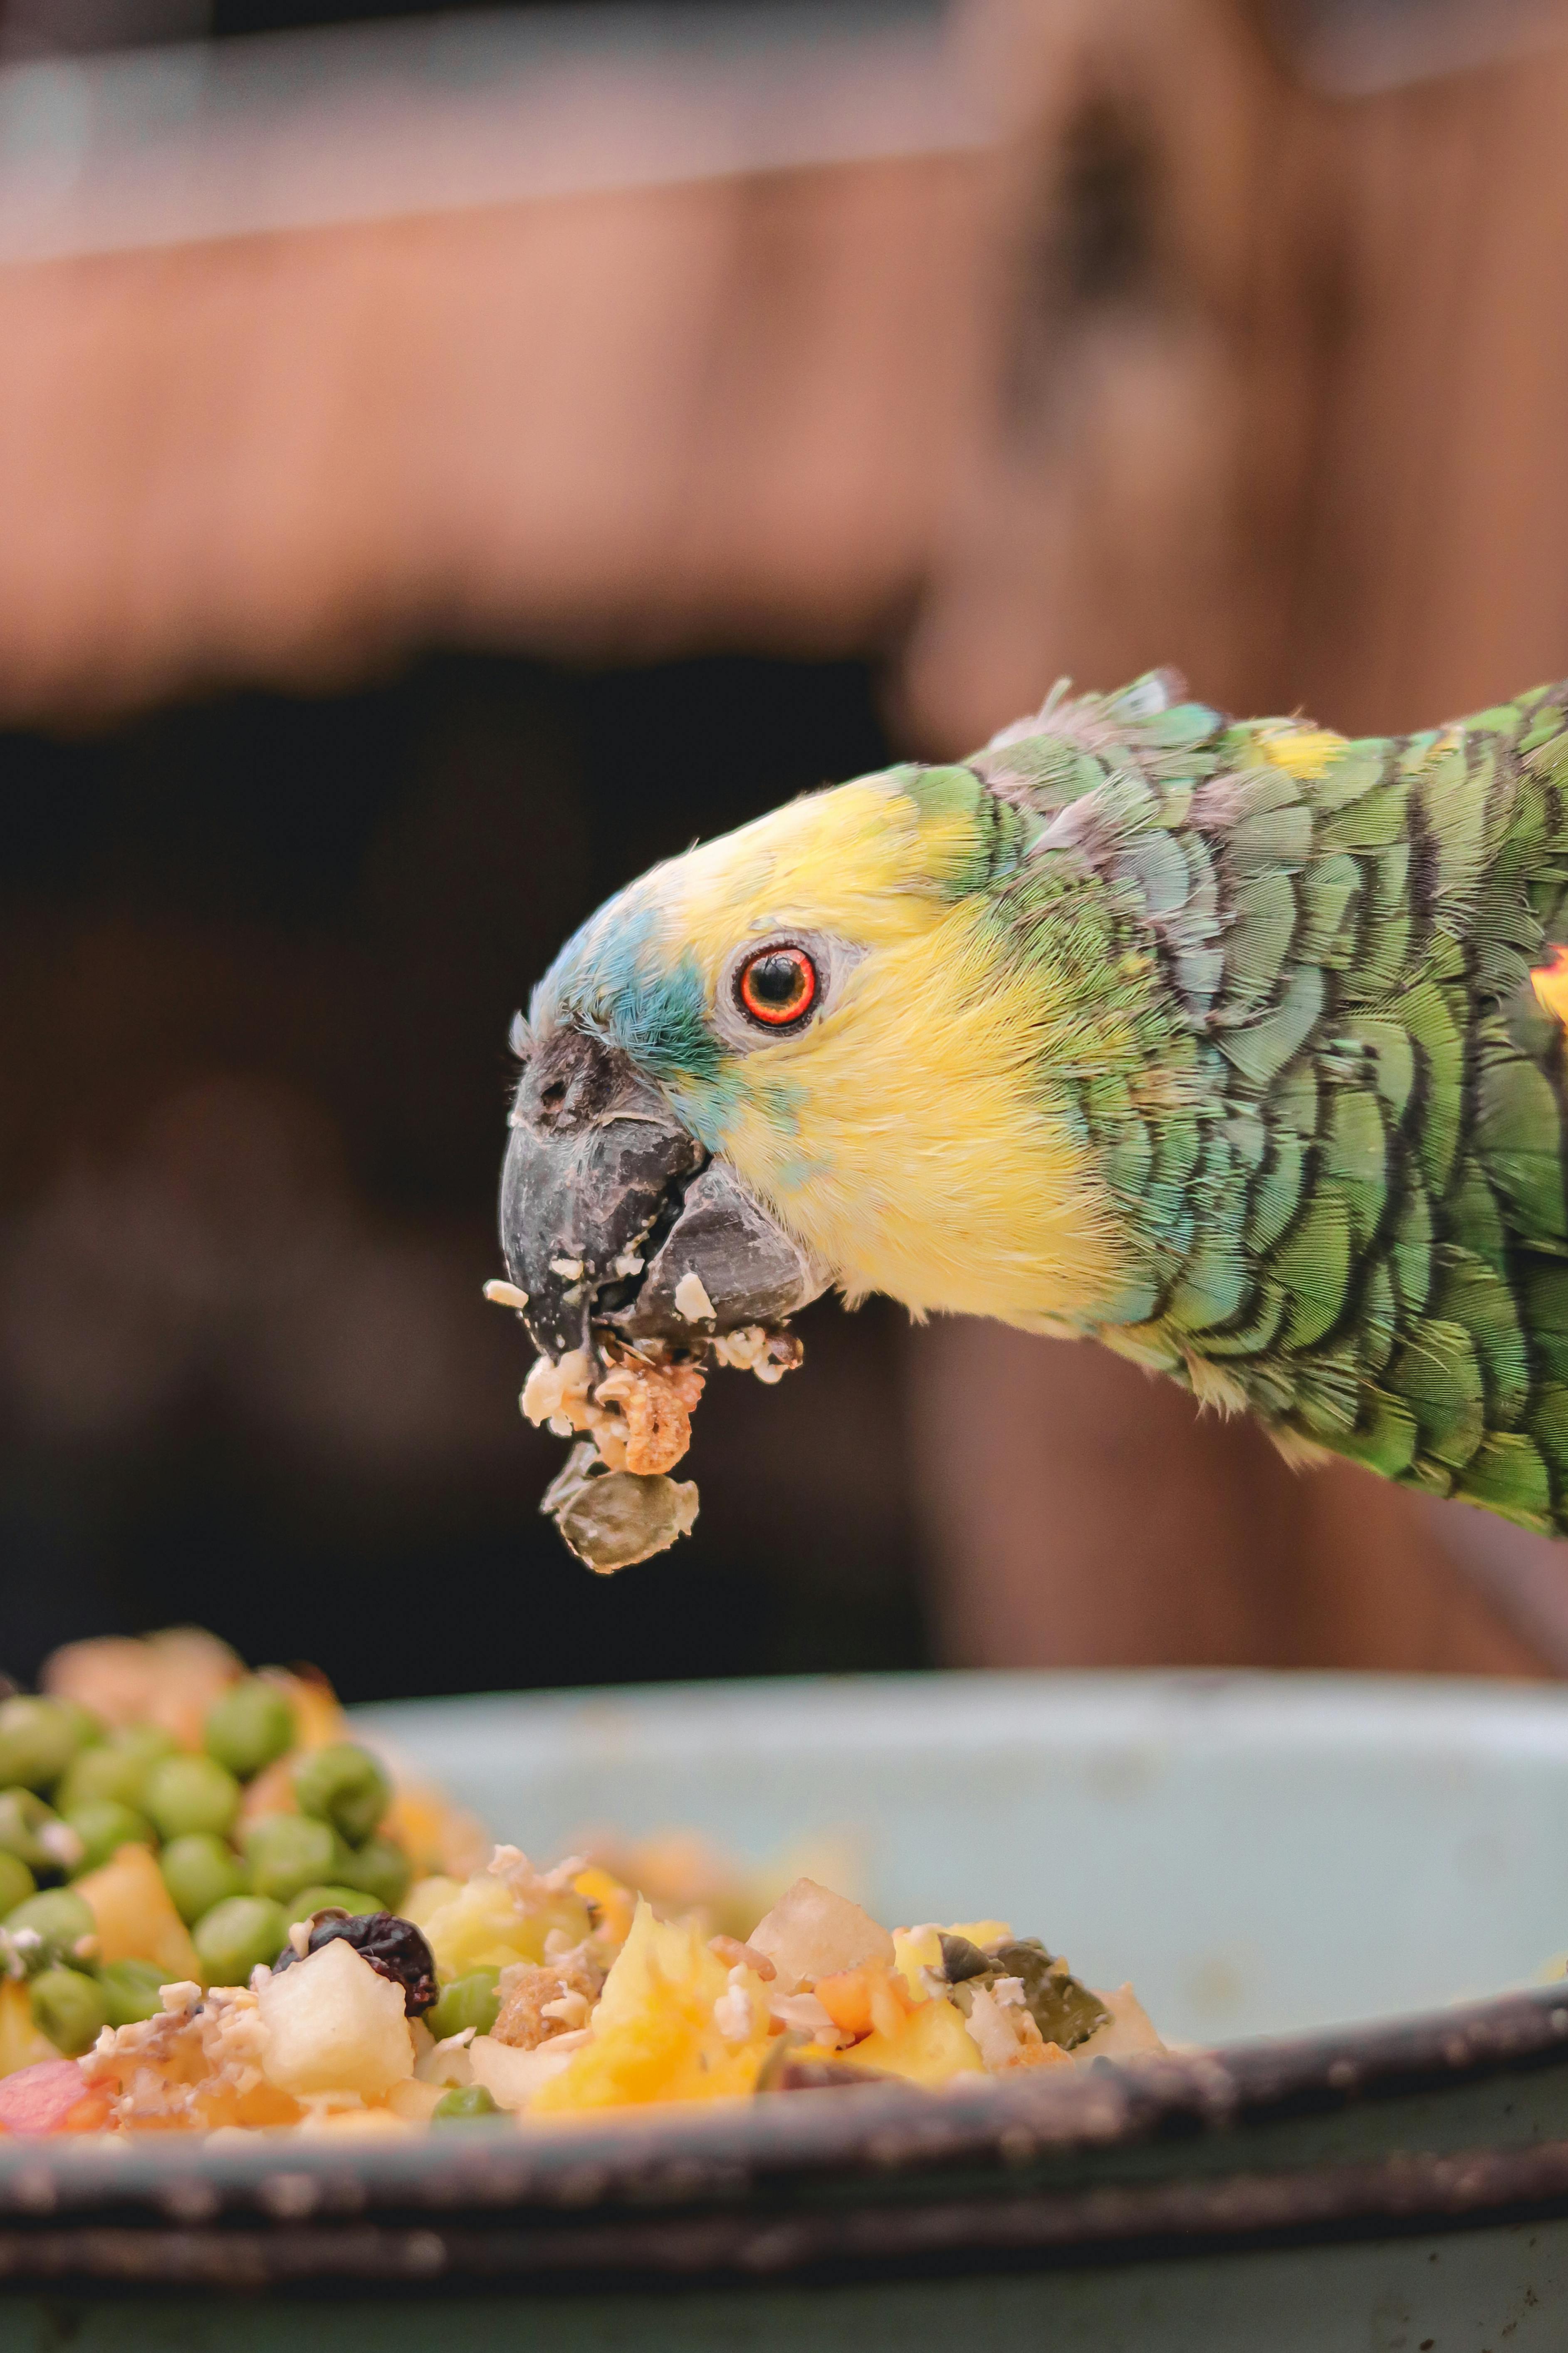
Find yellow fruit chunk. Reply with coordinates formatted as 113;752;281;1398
845;1994;984;2088
0;1978;59;2077
574;1864;636;1949
421;1872;592;1978
401;1875;462;1929
77;1842;201;1984
532;1899;769;2115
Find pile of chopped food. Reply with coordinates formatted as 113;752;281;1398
0;1628;483;2110
0;1627;1160;2138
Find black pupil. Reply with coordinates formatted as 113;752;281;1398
750;953;805;1008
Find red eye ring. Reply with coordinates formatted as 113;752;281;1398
736;944;819;1029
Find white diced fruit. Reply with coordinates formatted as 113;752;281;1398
746;1877;894;1992
257;1937;415;2099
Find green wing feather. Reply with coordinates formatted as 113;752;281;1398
968;674;1568;1534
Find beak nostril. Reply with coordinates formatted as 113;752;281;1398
540;1080;567;1109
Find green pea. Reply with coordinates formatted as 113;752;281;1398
0;1790;75;1879
292;1743;390;1845
159;1833;247;1926
56;1726;176;1816
335;1835;410;1912
284;1885;377;1927
65;1801;155;1877
0;1698;91;1794
30;1966;109;2057
142;1754;240;1843
5;1887;96;1971
193;1895;289;1986
0;1853;35;1917
241;1814;341;1903
204;1679;297;1782
100;1957;168;2028
430;2084;499;2123
425;1969;501;2043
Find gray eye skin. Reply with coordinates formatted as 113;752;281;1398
712;930;867;1053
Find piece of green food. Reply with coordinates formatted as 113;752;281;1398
99;1957;168;2028
242;1815;342;1903
284;1884;378;1927
5;1887;97;1971
142;1754;241;1843
425;1968;501;2043
431;2084;499;2123
193;1895;289;1984
292;1743;391;1845
336;1835;410;1912
0;1790;70;1880
0;1698;93;1795
30;1966;109;2056
0;1853;36;1917
56;1726;176;1816
159;1833;247;1926
204;1679;297;1782
65;1800;155;1877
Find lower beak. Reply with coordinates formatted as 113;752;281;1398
500;1026;826;1358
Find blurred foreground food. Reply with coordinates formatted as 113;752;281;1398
0;1627;1159;2133
0;1627;485;2078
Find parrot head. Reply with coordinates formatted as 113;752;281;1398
501;756;1134;1365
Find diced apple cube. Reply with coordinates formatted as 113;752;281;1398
257;1937;414;2099
746;1877;894;1992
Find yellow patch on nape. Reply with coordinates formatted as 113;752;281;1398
1533;945;1568;1028
1257;726;1348;782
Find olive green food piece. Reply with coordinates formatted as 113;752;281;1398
30;1966;109;2056
431;2084;499;2123
142;1754;241;1843
65;1800;155;1877
425;1968;501;2043
242;1814;342;1903
193;1895;289;1984
0;1790;74;1879
284;1884;377;1927
0;1852;35;1917
100;1957;168;2028
0;1697;92;1794
5;1887;97;1971
204;1679;296;1781
545;1449;700;1573
292;1743;391;1845
946;1937;1110;2053
56;1726;176;1816
336;1835;410;1912
160;1833;247;1926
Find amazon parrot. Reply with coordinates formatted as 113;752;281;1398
492;670;1568;1568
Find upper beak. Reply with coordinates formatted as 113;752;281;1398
500;1025;826;1358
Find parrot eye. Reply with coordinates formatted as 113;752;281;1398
735;944;819;1030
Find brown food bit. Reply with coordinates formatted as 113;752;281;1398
491;1949;604;2051
593;1354;705;1476
709;1935;776;1982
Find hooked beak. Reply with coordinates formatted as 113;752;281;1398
500;1025;826;1358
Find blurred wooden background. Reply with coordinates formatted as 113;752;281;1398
5;0;1568;1682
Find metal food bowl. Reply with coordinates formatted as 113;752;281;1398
7;1669;1568;2351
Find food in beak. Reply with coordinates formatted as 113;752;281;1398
493;1025;824;1570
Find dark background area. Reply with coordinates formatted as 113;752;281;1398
0;654;927;1698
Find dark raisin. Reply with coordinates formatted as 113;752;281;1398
271;1909;438;2016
